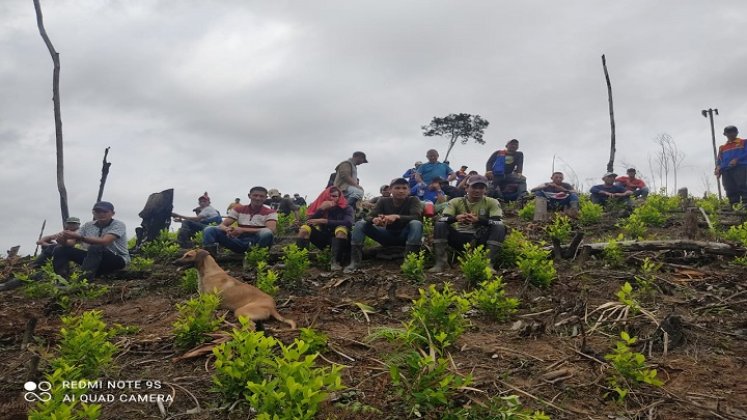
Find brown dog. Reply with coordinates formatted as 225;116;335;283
174;249;296;329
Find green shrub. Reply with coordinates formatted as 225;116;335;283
408;283;471;349
139;229;181;260
22;267;109;313
422;217;434;239
275;212;294;236
314;248;332;270
299;327;329;354
458;244;492;286
578;199;604;226
401;250;426;283
634;257;660;295
244;246;270;270
172;293;223;349
616;282;640;313
180;267;199;294
389;349;472;417
723;221;747;247
516;242;555;287
546;213;572;243
604;331;663;402
281;244;310;287
452;395;550;419
28;363;101;420
246;339;344;420
128;256;154;271
255;261;280;296
500;230;528;267
602;237;625;267
617;213;647;239
51;310;118;378
467;276;519;321
518;200;535;221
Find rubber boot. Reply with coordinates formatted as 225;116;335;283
343;245;363;273
428;241;448;273
488;243;502;272
81;245;104;281
329;238;343;271
296;237;310;250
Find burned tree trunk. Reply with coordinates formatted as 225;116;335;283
602;54;616;174
135;189;174;249
33;0;69;225
96;147;111;203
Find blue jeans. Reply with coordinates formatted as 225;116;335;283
203;226;274;254
534;191;579;210
631;187;649;198
350;219;423;247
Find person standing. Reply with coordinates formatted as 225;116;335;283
333;151;368;209
716;125;747;205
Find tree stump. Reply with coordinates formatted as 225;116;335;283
533;197;548;222
134;189;174;249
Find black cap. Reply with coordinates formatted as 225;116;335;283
724;125;738;134
93;201;114;212
390;177;409;186
353;151;368;163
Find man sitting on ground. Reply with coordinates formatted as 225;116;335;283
485;138;527;201
203;186;277;255
296;186;354;271
531;172;579;213
411;177;448;205
615;168;649;199
415;149;456;185
590;172;633;207
430;175;506;272
364;184;391;208
53;201;130;281
172;192;222;248
403;161;422;190
344;178;423;273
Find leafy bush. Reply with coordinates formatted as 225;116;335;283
255;261;280;296
172;293;223;349
244;246;270;270
22;266;109;313
299;327;329;354
408;283;471;349
452;395;550;419
389;349;472;417
616;282;640;313
139;229;181;260
634;257;660;295
518;200;535;221
467;276;519;321
128;256;154;271
180;267;199;294
401;250;426;283
275;212;294;236
723;221;747;247
51;310;118;377
578;199;604;225
246;340;344;420
602;236;625;267
617;213;647;239
500;230;528;267
458;244;492;286
422;217;434;239
604;331;663;402
281;244;310;287
546;213;572;243
314;248;332;270
516;242;555;287
28;363;101;420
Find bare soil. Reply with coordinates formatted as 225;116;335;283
1;211;746;420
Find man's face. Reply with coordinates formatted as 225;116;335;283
724;130;738;141
466;183;487;200
428;181;441;191
198;199;209;208
627;170;637;179
603;176;615;185
64;223;80;231
249;191;268;207
390;184;409;199
551;173;564;184
92;209;114;224
380;187;391;197
426;150;439;163
354;155;367;165
506;142;519;152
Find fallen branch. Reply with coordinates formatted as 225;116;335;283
581;240;744;257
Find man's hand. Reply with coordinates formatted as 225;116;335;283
715;167;721;177
729;158;738;167
455;213;477;224
319;201;335;210
225;226;244;238
372;216;387;227
307;218;327;226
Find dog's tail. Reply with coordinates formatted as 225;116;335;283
270;309;297;330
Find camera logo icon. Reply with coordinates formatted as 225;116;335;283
23;381;52;402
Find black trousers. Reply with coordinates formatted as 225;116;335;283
433;221;506;250
52;245;126;279
721;166;747;205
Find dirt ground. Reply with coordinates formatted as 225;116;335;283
0;211;746;420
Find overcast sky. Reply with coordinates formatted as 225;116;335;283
1;0;745;255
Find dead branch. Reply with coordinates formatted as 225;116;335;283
581;240;744;257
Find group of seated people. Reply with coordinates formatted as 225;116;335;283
0;145;652;293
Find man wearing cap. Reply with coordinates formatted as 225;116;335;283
590;172;633;206
485;139;527;201
415;149;456;185
403;161;423;190
172;192;223;248
292;193;307;207
530;172;580;215
344;178;423;273
455;165;469;186
716;125;747;205
429;175;506;272
615;168;649;199
52;201;130;280
203;186;277;255
333;151;368;209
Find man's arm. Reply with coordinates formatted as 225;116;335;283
514;152;524;174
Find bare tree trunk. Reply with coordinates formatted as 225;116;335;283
602;54;616;173
33;219;46;257
96;147;112;203
443;134;458;163
33;0;69;225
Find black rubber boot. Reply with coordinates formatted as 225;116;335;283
343;245;363;273
81;245;105;281
0;278;24;292
330;238;344;271
296;237;310;250
428;241;448;273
